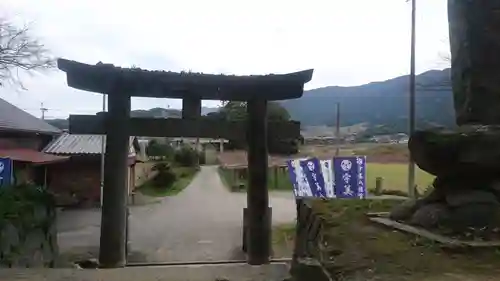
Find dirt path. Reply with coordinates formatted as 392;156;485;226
58;165;297;264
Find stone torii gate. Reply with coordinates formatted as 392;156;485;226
57;58;313;268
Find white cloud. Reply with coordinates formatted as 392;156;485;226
0;0;449;118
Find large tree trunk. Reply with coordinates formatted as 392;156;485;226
394;2;500;233
448;0;500;125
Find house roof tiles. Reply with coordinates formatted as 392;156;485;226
0;98;61;134
43;133;136;156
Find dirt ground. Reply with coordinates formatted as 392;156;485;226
218;143;410;167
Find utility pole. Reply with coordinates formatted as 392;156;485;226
335;102;340;156
40;103;48;120
408;0;417;198
196;104;201;167
100;94;106;207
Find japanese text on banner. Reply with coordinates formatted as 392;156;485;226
333;156;366;199
286;158;312;198
299;158;327;198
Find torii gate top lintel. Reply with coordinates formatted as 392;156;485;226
57;58;313;101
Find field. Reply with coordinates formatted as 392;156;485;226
218;143;435;194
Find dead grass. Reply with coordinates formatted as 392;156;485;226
274;199;500;281
218;144;410;167
354;144;409;163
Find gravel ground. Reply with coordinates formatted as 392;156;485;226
57;165;297;264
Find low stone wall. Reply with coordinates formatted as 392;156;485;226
0;185;58;268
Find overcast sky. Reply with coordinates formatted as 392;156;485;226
1;0;449;119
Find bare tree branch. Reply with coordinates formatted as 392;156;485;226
438;36;452;65
416;38;452;91
0;17;55;88
439;52;451;63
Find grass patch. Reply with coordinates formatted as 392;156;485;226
138;166;197;197
272;223;296;258
367;163;434;192
274;199;500;280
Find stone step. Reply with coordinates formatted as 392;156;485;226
0;263;290;281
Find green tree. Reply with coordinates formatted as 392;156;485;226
214;101;291;122
268;102;291;121
219;101;247;121
146;139;174;158
211;101;298;154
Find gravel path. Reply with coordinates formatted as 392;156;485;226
58;165;297;263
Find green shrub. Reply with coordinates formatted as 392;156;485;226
146;139;175;159
174;146;199;167
0;184;57;267
152;161;171;172
151;163;177;187
0;184;55;226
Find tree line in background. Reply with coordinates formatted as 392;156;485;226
206;101;301;154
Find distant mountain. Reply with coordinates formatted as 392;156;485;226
45;119;69;130
46;106;219;130
280;69;455;129
131;106;219;118
130;107;182;118
201;107;220;115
